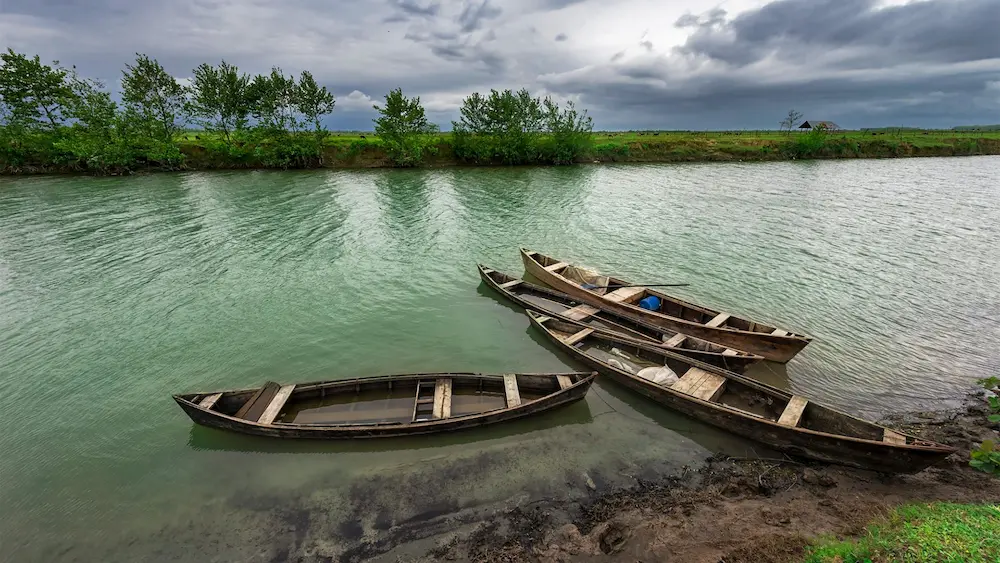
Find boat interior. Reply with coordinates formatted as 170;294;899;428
483;267;753;359
528;251;806;339
183;373;582;427
537;315;911;446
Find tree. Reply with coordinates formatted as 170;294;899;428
295;70;335;141
780;109;804;133
452;88;544;164
121;54;188;144
0;49;75;131
250;67;299;134
541;98;593;164
188;60;254;144
373;87;438;167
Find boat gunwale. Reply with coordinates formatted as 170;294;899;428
520;248;813;343
173;371;597;431
477;263;764;362
527;310;952;455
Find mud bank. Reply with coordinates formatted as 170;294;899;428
380;397;999;563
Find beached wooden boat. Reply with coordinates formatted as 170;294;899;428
520;248;812;363
174;371;597;439
478;264;763;373
527;311;955;473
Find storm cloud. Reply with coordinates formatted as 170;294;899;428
2;0;997;130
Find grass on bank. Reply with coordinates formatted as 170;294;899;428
804;503;1000;563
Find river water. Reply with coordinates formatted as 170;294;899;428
1;157;998;561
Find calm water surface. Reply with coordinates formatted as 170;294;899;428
1;157;998;561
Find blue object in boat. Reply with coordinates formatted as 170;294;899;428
582;283;598;290
638;295;661;311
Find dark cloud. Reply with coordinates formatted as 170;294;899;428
457;0;502;33
639;40;653;52
540;0;1000;129
389;0;440;17
610;51;625;62
555;33;568;42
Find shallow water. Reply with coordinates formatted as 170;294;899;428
1;157;998;561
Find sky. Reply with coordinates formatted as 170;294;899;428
2;0;999;130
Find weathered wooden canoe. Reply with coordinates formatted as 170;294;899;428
527;311;955;473
174;371;597;439
478;263;763;373
520;248;812;363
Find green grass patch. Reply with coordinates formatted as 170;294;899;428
804;503;1000;563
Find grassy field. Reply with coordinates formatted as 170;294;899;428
173;128;1000;170
804;503;1000;563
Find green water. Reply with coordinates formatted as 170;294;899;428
2;158;998;561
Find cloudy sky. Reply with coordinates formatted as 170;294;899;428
3;0;999;130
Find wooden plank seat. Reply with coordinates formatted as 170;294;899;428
433;378;453;419
604;286;645;303
883;429;907;445
562;304;600;321
234;381;282;421
198;393;223;410
562;328;594;346
771;328;789;337
499;280;522;289
705;312;731;328
556;375;573;390
662;333;687;347
503;374;522;408
544;261;569;272
671;368;726;401
778;396;808;427
257;385;296;425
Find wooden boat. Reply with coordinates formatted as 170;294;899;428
520;248;812;363
174;371;597;439
478;263;763;373
527;311;955;473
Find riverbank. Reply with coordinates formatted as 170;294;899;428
5;130;1000;175
381;395;1000;563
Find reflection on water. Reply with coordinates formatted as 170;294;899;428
1;157;999;561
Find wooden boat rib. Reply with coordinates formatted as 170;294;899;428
527;310;954;473
520;248;812;363
478;263;764;373
174;371;596;439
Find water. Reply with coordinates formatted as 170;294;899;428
1;157;998;561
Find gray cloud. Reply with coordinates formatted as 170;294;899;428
1;0;997;130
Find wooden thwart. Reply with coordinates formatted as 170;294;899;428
771;328;789;337
198;393;223;410
662;333;687;347
234;382;281;421
562;328;594;346
503;374;522;408
257;385;296;425
562;304;600;321
556;375;573;390
604;286;645;303
883;429;907;445
433;378;453;419
499;280;522;289
672;368;726;401
778;396;808;427
545;261;569;272
705;312;731;328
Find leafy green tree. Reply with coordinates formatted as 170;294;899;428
56;77;139;173
250;67;299;134
541;98;593;164
452;88;545;164
373;88;438;167
188;60;254;144
0;49;75;131
295;70;335;141
121;54;188;143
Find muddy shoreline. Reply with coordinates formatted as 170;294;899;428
361;395;999;563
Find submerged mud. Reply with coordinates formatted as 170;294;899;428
371;395;1000;563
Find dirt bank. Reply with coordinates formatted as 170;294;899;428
417;396;1000;563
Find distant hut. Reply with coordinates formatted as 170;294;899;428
798;120;840;131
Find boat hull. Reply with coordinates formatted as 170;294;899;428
521;248;810;362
